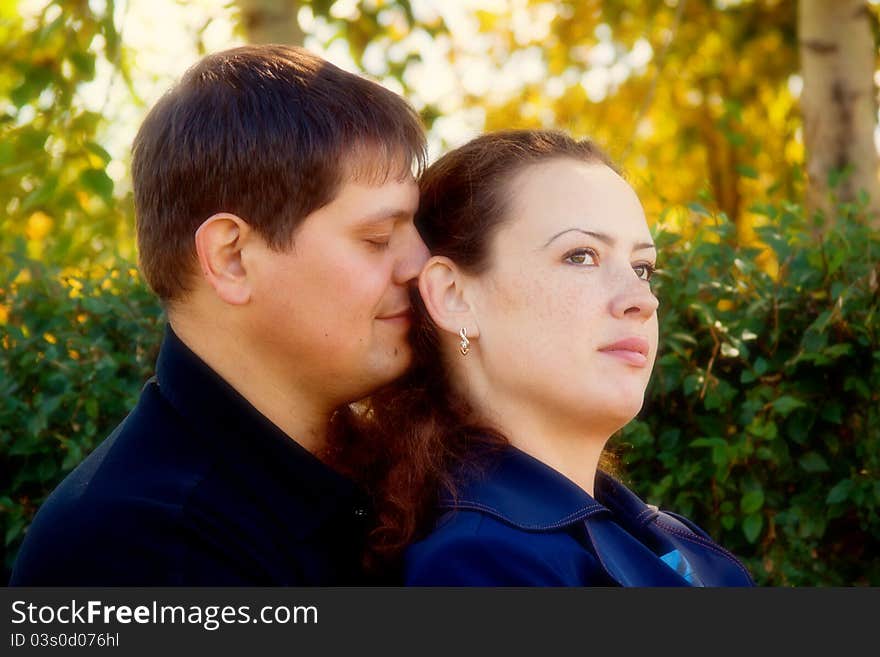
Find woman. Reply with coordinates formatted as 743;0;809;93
357;129;753;586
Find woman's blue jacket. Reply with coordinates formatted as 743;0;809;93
405;446;755;587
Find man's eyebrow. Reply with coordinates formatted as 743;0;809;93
356;207;415;226
542;228;655;252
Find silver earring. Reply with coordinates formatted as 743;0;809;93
459;328;470;356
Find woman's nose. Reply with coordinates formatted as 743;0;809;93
609;271;659;320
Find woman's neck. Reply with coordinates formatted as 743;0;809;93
509;430;607;498
476;401;613;497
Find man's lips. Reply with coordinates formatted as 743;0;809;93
598;337;650;367
376;308;412;321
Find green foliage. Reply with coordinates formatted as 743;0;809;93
0;1;147;580
1;0;877;587
1;252;164;578
3;197;877;586
614;198;880;586
0;0;137;269
311;0;804;225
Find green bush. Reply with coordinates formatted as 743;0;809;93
616;198;880;586
1;251;164;579
2;198;878;585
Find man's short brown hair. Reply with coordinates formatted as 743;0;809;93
131;44;426;302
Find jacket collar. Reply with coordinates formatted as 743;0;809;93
439;445;656;531
154;323;369;531
439;445;754;586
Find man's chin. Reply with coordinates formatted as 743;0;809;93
348;346;414;399
381;344;413;381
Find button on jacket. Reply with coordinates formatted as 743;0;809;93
405;446;754;586
10;324;371;586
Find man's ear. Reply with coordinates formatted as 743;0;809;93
194;213;252;305
418;256;480;340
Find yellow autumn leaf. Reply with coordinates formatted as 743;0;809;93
25;212;53;241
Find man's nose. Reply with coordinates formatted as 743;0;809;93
393;222;430;284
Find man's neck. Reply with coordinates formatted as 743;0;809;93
169;314;330;455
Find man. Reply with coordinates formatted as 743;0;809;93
10;45;428;585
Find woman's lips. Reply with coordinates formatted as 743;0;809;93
598;337;650;367
599;349;649;366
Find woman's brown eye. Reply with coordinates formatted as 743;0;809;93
565;248;597;266
633;263;655;281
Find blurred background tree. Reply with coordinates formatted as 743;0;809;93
2;0;879;584
1;0;133;270
800;0;880;225
237;0;303;44
5;0;880;265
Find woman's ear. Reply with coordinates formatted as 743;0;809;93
418;256;480;340
194;213;253;305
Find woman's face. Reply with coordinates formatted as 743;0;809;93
467;158;659;435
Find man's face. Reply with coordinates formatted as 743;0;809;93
244;173;427;407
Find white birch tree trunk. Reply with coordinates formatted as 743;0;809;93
236;0;303;46
799;0;880;226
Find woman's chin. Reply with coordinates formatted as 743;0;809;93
589;394;646;431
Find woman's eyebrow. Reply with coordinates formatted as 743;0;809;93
542;228;655;251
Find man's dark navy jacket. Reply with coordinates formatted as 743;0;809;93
10;325;371;586
405;446;755;586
